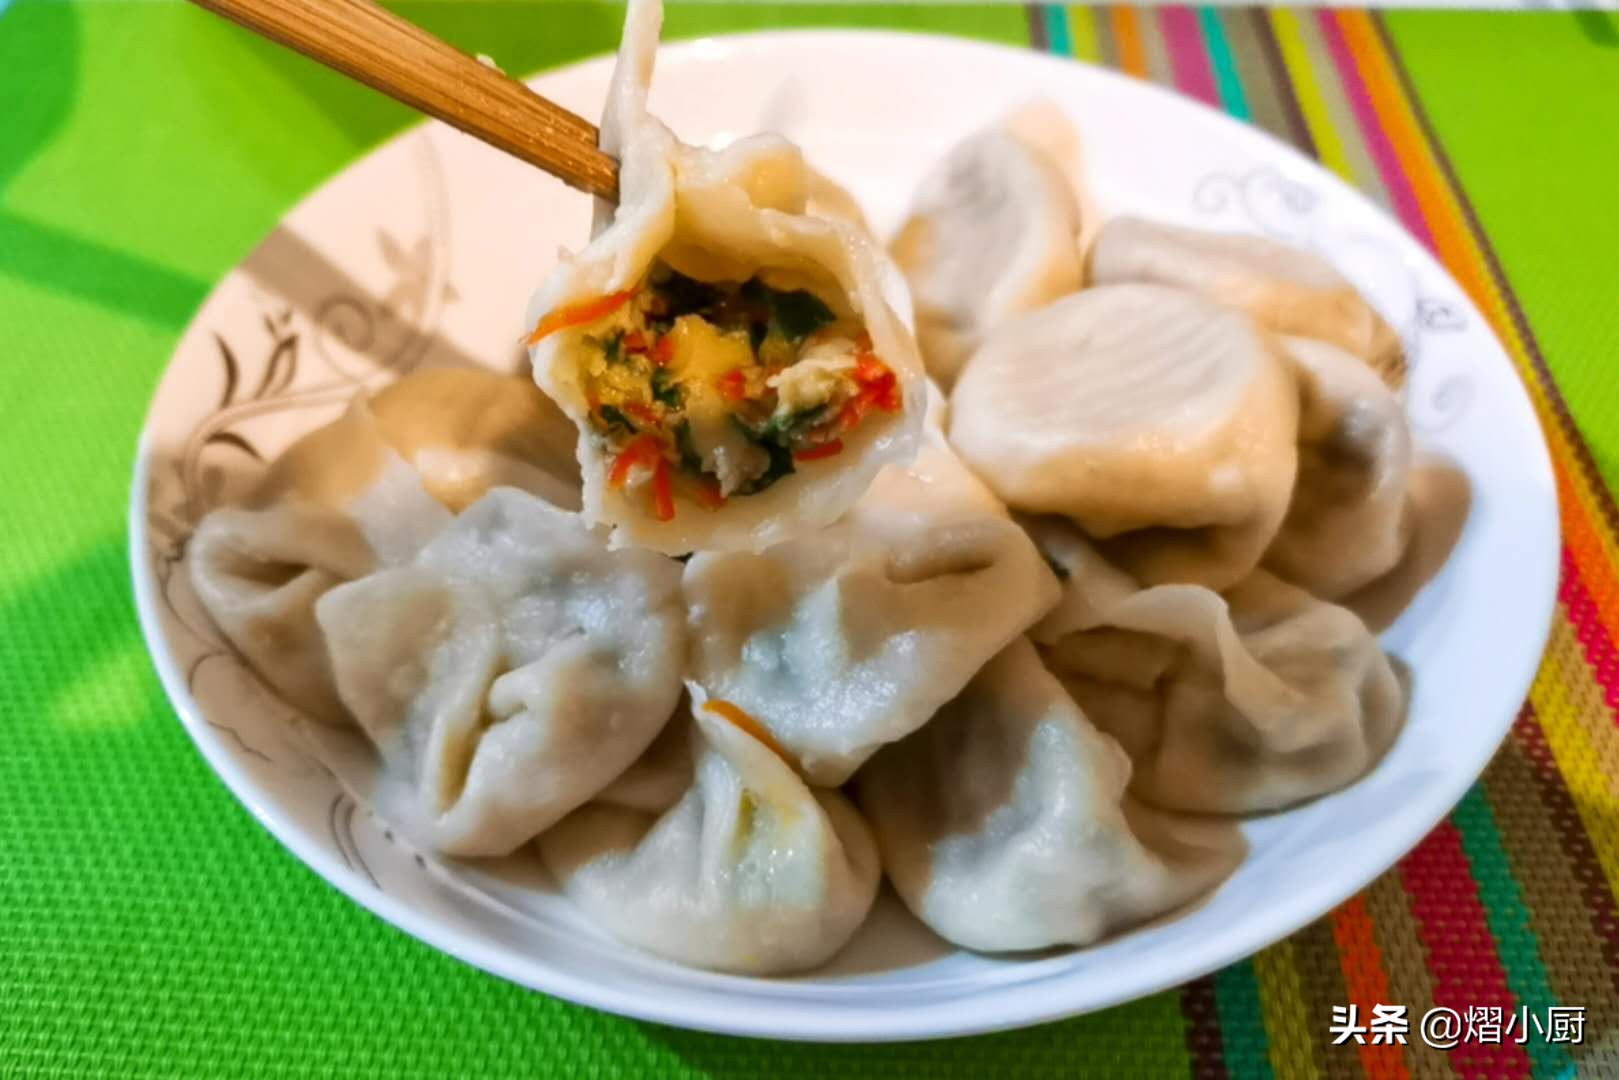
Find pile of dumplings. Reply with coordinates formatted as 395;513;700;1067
186;0;1465;976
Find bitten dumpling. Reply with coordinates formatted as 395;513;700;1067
949;284;1299;591
682;394;1062;785
1088;217;1405;389
538;693;881;975
857;638;1240;953
890;107;1084;389
314;488;685;857
1031;523;1404;814
1265;337;1413;600
525;0;925;554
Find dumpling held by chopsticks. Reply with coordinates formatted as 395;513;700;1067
525;0;926;555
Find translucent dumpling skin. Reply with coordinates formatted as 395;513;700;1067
1033;525;1405;814
538;694;881;974
891;114;1084;389
367;368;582;512
1088;217;1405;390
316;489;686;857
683;398;1061;786
949;284;1299;590
1265;337;1414;599
857;639;1240;952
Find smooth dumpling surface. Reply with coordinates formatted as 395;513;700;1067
802;163;875;234
890;112;1084;389
525;0;924;555
367;367;582;512
950;284;1299;591
1088;217;1405;389
1265;337;1413;599
1342;455;1471;633
1034;527;1404;813
683;401;1061;785
315;488;685;857
190;369;587;724
538;693;881;974
857;638;1240;952
189;396;451;723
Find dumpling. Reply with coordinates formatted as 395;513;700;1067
682;394;1062;785
188;369;585;723
538;692;881;974
314;487;685;857
188;396;452;723
1020;511;1142;637
949;284;1299;591
367;367;582;512
1031;524;1404;814
585;703;695;816
857;638;1240;953
525;0;925;555
802;163;875;234
890;107;1084;389
1088;217;1405;389
1342;456;1471;632
1264;337;1413;599
1265;342;1469;628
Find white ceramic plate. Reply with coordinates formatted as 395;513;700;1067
131;32;1558;1042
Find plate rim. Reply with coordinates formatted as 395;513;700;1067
129;27;1562;1042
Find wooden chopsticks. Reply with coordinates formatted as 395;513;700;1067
188;0;621;201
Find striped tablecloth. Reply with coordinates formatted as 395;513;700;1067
4;4;1618;1076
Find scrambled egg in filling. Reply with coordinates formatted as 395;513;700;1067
527;265;901;521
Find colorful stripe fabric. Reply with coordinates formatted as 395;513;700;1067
1026;6;1618;1077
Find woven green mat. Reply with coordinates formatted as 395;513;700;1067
5;3;1619;1076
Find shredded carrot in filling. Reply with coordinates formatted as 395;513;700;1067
793;439;844;462
532;265;903;523
622;402;662;426
524;288;636;346
607;434;663;490
649;458;675;522
691;477;728;510
714;369;749;403
701;699;792;763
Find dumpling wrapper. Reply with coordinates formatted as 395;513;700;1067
1265;338;1470;623
538;690;881;975
315;488;685;857
802;163;876;235
526;0;925;554
1031;522;1404;814
1088;216;1405;390
890;105;1084;389
188;369;584;723
683;391;1062;785
367;367;581;512
189;500;383;725
950;284;1299;591
189;397;450;723
1264;337;1413;600
857;638;1241;953
1341;455;1472;633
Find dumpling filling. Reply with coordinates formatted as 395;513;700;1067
526;265;902;520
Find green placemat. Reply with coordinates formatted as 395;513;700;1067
5;4;1619;1076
